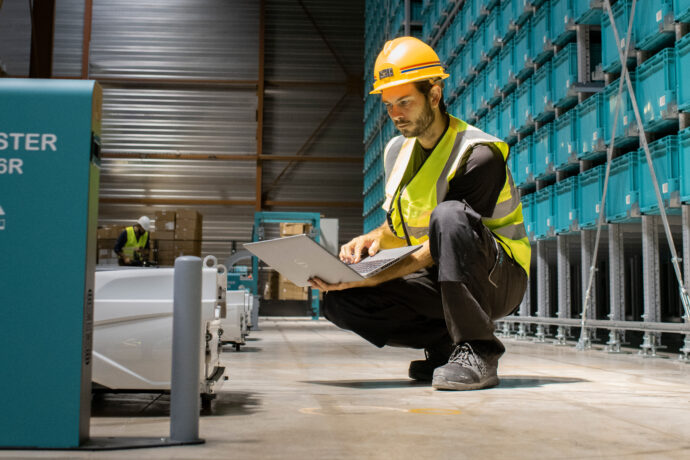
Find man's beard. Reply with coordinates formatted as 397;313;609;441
395;99;435;138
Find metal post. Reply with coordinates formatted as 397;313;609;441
640;216;661;356
579;230;596;349
170;256;203;443
682;206;690;361
555;235;571;345
607;224;625;352
517;274;531;340
535;241;550;342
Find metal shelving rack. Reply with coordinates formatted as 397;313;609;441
363;0;690;359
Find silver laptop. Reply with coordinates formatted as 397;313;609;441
244;234;422;287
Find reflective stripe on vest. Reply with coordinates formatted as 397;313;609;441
382;115;531;275
123;226;149;258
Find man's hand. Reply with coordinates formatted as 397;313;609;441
122;256;131;265
309;276;375;293
339;234;381;264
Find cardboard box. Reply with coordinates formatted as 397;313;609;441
174;225;202;241
155;210;176;231
262;270;280;300
155;240;174;252
98;226;122;239
173;240;202;257
278;274;309;300
151;230;174;240
176;209;201;221
279;222;311;237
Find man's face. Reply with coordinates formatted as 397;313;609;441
134;224;144;233
381;83;436;138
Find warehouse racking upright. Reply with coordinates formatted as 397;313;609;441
364;0;690;358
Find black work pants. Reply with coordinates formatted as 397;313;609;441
323;200;528;353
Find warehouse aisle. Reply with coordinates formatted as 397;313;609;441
3;318;690;459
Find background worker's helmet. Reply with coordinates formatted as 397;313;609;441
370;36;449;94
136;216;151;232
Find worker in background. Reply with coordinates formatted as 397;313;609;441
114;216;151;266
310;37;530;391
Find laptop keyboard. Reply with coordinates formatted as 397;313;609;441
348;258;394;274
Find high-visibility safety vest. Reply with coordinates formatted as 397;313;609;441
122;226;149;258
382;115;531;275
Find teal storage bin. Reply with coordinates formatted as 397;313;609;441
635;0;675;52
461;85;477;123
550;0;576;45
515;135;535;187
574;0;602;25
606;150;640;222
555;176;579;233
460;0;477;42
602;73;637;147
635;47;677;132
534;123;556;179
516;0;536;25
532;61;554;122
486;57;502;106
500;0;521;39
472;23;488;73
578;164;606;228
676;0;690;22
500;93;518;143
602;0;636;73
520;192;536;240
531;2;553;64
516;77;534;133
485;107;502;139
676;34;690;111
485;8;504;57
499;40;517;93
552;43;578;108
461;42;477;84
577;93;606;160
679;127;690;202
475;68;489;116
638;135;680;214
514;20;534;80
555;109;578;171
534;185;556;239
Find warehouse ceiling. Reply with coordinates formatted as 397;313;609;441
0;0;365;261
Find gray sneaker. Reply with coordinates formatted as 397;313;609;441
431;342;500;391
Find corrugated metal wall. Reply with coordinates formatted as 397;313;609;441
0;0;364;262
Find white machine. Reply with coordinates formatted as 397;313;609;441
92;256;227;406
221;290;249;350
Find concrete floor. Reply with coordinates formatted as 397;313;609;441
3;318;690;459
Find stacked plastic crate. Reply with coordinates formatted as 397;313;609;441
364;0;690;241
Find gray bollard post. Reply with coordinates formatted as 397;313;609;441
170;256;203;443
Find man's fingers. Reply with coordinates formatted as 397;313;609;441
368;240;380;256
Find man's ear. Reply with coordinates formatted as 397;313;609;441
429;84;442;108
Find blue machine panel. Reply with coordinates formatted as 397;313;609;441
0;79;101;448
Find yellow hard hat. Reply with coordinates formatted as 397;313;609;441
370;36;449;95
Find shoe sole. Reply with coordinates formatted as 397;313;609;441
431;375;500;391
